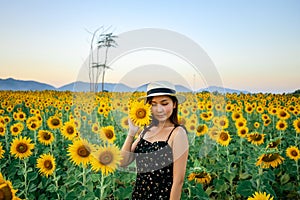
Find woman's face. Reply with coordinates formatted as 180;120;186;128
150;95;175;123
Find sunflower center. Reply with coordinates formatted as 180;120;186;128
194;172;207;178
296;121;300;128
99;151;113;165
13;127;19;132
279;123;285;128
240;129;246;135
0;127;4;132
51;119;60;126
237;122;244;127
124;119;129;126
291;150;298;157
104;130;114;139
135;108;146;119
43;132;51;140
262;153;279;162
0;184;13;200
31;123;37;129
234;113;241;119
197;125;205;133
252;134;262;141
16;143;28;153
279;111;287;117
44;160;53;169
220;132;229;141
19;114;24;118
67;126;75;134
77;146;90;158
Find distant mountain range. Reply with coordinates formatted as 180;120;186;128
0;77;249;93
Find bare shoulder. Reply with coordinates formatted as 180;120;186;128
169;126;188;145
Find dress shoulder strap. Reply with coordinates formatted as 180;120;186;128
166;125;179;142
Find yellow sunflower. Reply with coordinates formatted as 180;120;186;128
256;153;284;168
216;116;229;129
0;179;18;200
263;119;272;127
188;171;212;184
61;121;78;140
277;109;290;120
67;138;94;167
47;115;62;130
0;142;5;159
0;125;6;136
293;118;300;133
17;111;27;121
200;111;213;121
129;100;151;127
100;126;116;144
247;132;265;146
275;120;288;131
36;153;56;177
120;116;129;129
217;130;231;146
245;104;254;114
91;123;100;134
286;146;300;161
231;111;244;121
37;130;55;145
254;122;260;129
26;116;41;131
10;122;24;136
256;106;264;114
90;144;121;175
196;124;208;136
235;118;247;129
237;126;249;138
208;126;220;141
10;136;34;159
266;138;281;150
247;191;274;200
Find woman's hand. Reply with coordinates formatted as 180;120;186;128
128;118;139;137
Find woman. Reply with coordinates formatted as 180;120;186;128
120;81;189;200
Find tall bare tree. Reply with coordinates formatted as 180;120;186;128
87;27;117;92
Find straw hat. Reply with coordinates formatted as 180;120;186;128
139;81;186;104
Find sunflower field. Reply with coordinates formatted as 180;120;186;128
0;90;299;200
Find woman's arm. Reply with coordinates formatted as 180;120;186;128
119;119;140;167
170;127;189;200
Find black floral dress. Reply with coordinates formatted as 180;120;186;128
132;126;177;200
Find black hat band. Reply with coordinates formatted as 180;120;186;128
147;88;176;96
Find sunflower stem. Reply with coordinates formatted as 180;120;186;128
82;166;86;196
23;158;28;199
239;137;243;174
256;167;263;191
53;170;61;200
296;159;299;185
100;173;105;200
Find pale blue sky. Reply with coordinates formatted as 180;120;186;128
0;0;299;93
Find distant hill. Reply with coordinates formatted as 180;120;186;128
0;78;56;91
198;86;249;94
0;77;248;93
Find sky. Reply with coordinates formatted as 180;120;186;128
0;0;300;93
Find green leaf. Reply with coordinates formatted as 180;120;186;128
236;180;254;197
90;173;101;182
28;171;38;182
263;183;277;199
239;172;251;180
280;173;290;185
224;171;235;182
213;179;229;193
